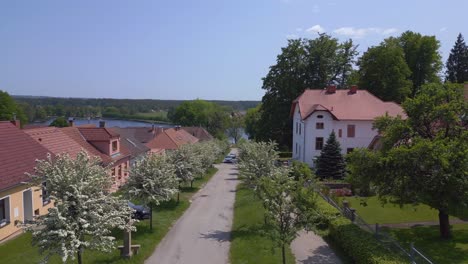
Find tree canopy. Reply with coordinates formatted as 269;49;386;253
0;90;27;125
171;99;229;138
27;151;134;264
49;116;69;127
348;83;468;239
258;35;358;147
446;33;468;83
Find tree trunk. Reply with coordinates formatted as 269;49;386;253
438;210;451;239
177;183;181;203
281;244;286;264
77;246;82;264
191;180;194;188
149;205;153;230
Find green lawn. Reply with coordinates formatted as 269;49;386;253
386;224;468;264
338;196;442;224
229;184;295;264
0;167;218;264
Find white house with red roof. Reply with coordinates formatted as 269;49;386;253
291;85;405;167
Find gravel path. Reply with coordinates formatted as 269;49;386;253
291;230;342;264
145;154;239;264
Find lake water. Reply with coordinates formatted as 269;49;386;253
41;118;173;128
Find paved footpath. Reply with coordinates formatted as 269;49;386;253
291;230;342;264
145;156;239;264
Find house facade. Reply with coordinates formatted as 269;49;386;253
291;86;405;167
0;121;52;242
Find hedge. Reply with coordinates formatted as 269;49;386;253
316;198;407;264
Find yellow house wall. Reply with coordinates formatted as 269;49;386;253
0;184;52;242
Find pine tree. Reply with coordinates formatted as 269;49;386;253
446;33;468;83
27;151;135;264
316;131;346;179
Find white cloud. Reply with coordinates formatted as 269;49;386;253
306;24;325;34
286;34;299;39
440;27;447;32
333;27;399;38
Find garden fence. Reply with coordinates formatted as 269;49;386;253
317;192;434;264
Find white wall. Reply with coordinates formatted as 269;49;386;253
292;107;378;167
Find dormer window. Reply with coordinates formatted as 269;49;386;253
317;115;323;119
112;141;118;152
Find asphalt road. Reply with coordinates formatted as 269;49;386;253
145;156;239;264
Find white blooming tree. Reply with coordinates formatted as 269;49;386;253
124;153;179;230
237;141;279;193
27;151;135;264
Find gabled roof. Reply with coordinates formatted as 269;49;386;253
0;121;49;191
291;89;406;121
61;127;112;164
78;127;120;141
182;127;214;141
121;127;164;143
146;128;199;150
24;127;83;158
109;127;150;158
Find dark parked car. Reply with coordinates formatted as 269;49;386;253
128;201;151;220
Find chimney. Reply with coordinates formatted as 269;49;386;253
350;85;358;94
326;85;336;94
99;120;106;128
175;125;180;131
68;118;74;127
10;120;21;129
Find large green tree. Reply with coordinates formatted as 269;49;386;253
244;104;261;140
171;99;229;138
258;35;357;147
446;33;468;83
349;83;468;239
397;31;442;96
358;41;412;103
0;90;28;125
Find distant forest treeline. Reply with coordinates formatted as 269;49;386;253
12;95;260;123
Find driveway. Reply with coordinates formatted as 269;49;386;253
145;153;239;264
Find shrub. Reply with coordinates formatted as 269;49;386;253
316;198;406;264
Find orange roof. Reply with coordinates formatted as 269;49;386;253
182;127;213;141
146;128;199;150
24;127;84;158
61;127;111;163
0;122;49;191
78;127;119;141
292;89;406;121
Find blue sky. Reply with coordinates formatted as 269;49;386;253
1;0;466;100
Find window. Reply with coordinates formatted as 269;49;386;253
42;182;50;205
316;122;324;129
0;197;10;227
299;123;301;135
295;122;298;134
315;137;324;150
338;129;342;138
347;148;354;154
347;125;355;138
295;143;298;154
112;141;118;152
317;115;323;119
118;165;122;179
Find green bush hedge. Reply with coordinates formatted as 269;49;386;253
316;198;407;264
278;152;292;158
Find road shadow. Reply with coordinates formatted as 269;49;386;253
225;178;238;181
298;245;341;264
199;230;231;242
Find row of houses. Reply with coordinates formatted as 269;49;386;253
0;121;212;242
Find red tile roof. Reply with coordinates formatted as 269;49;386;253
61;127;111;164
78;127;120;141
24;127;84;158
182;127;214;141
146;128;199;150
0;122;49;191
291;89;406;121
